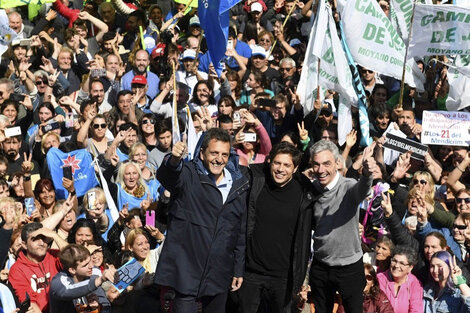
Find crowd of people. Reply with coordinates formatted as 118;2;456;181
0;0;469;312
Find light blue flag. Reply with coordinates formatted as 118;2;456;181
339;20;372;147
46;147;99;199
198;0;241;76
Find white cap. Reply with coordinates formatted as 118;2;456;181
250;2;263;13
182;49;196;60
189;16;200;26
251;45;266;58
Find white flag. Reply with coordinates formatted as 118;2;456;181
337;96;352;147
298;0;357;114
340;0;424;91
409;4;470;57
446;55;470;111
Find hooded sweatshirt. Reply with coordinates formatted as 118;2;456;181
9;250;61;312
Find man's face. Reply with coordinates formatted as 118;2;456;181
35;76;48;94
150;7;162;25
186;38;199;50
90;82;104;104
3;137;20;160
127;16;140;33
105;55;120;73
219;122;233;135
183;58;194;72
270;153;298;187
362;68;375;82
74;26;88;39
252;55;266;70
134;51;149;74
71;256;93;280
273;102;287;120
58;52;72;71
279;62;296;79
131;84;147;100
23;231;49;261
9;14;22;33
251;10;262;22
101;6;115;23
118;94;132;114
0;83;12;104
311;150;339;187
285;1;296;13
123;129;138;148
200;139;230;179
424;235;443;262
157;130;172;150
397;110;415;127
104;40;114;53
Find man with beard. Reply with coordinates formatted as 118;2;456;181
3;132;40;179
396;106;422;141
121;49;160;99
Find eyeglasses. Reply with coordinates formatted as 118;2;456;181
279;67;293;72
391;258;410;267
453;224;467;230
413;179;428;185
365;274;374;281
456;197;470;204
93;123;107;129
142;119;156;125
259;38;271;42
35;79;48;86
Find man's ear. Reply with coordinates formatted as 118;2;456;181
21;240;27;250
293;165;299;174
68;267;77;276
199;148;204;161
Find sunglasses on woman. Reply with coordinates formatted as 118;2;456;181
456;197;470;204
413;179;427;185
142;119;156;125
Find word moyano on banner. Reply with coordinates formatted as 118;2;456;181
409;4;470;57
339;0;424;90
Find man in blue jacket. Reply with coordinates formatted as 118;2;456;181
155;128;249;313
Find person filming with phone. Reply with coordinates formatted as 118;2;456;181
234;109;271;166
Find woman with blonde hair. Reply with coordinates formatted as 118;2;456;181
125;228;164;273
128;143;160;198
80;187;113;240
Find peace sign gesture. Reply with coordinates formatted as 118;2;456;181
381;192;393;217
451;255;466;287
21;152;33;174
297;121;308;141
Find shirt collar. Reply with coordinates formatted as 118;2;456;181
325;171;340;191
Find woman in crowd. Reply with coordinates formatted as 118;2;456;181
234;109;272;166
125;228;164;273
362;263;394;313
128;143;160;195
188;80;218;118
139;114;158;151
226;70;242;106
67;218;112;263
77;113;112;158
363;235;395;273
81;187;112;240
240;70;274;107
377;245;423;313
217;95;236;118
423;251;470;313
369;103;391;138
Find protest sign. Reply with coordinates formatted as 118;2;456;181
409;4;470;57
340;0;424;90
383;133;427;160
113;258;145;293
422;110;470;146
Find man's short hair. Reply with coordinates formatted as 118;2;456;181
21;222;43;242
217;114;233;125
119;122;138;133
102;31;116;42
156;119;172;136
60;244;90;271
279;57;296;68
129;10;148;27
310;139;340;161
117;90;133;101
268;142;302;168
401;105;415;117
200;128;231;152
0;78;14;92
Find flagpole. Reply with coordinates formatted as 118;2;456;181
192;30;204;70
266;0;299;59
317;58;321;100
398;0;416;109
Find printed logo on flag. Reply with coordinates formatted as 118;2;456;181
61;155;81;174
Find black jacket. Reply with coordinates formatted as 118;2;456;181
154;152;250;297
243;163;317;297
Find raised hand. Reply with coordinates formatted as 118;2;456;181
381;192;393;217
362;143;378;177
21;152;33;173
171;140;187;165
297;121;308;141
345;129;357;148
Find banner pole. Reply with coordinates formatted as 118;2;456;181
398;0;417;109
266;0;299;59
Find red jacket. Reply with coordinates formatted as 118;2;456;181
9;250;61;313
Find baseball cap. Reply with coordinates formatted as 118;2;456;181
189;16;200;27
151;43;166;58
131;75;147;85
251;2;263;13
182;49;196;60
251;45;267;59
319;102;333;116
